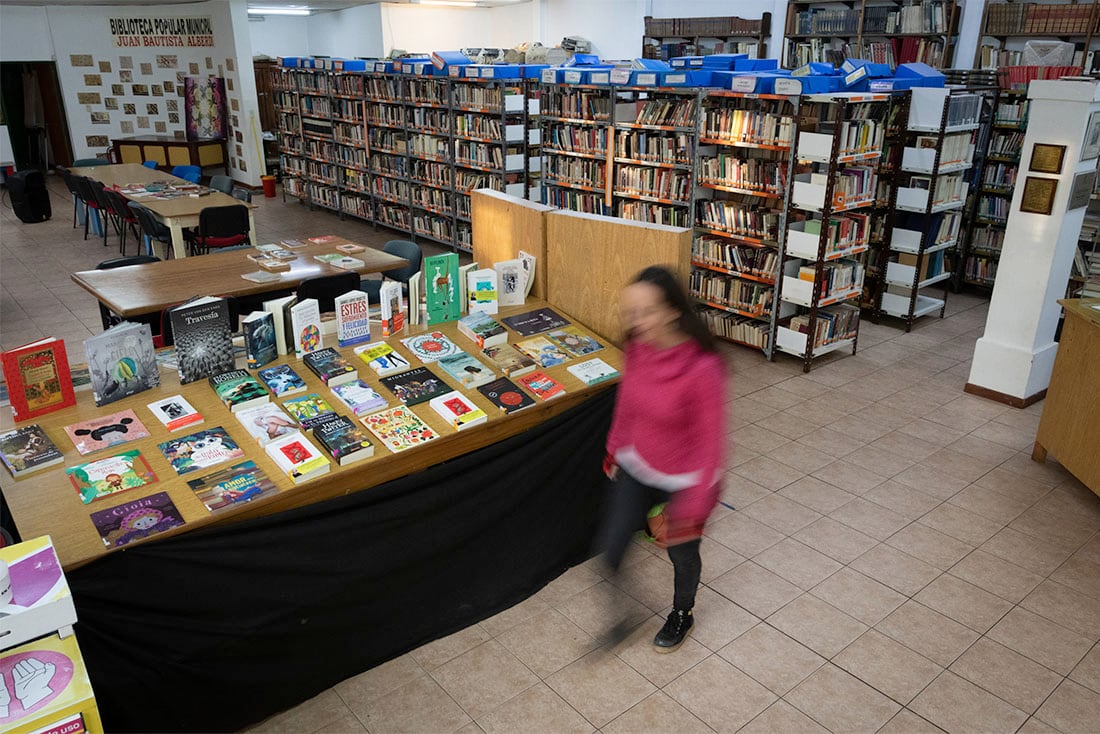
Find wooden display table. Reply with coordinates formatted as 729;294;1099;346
111;135;226;173
1033;298;1100;494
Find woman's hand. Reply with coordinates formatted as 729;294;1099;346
602;454;618;480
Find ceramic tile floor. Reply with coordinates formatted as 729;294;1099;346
3;175;1100;734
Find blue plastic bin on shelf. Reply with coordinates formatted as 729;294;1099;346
895;62;947;87
670;56;705;69
701;53;748;70
372;61;395;73
431;50;471;71
733;58;779;71
521;64;549;78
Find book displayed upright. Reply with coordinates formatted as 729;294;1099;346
1;337;76;422
379;281;405;337
264;294;298;355
0;424;63;477
169;296;235;384
424;252;461;324
83;321;160;406
209;369;270;413
519;250;537;296
467;268;499;315
494;258;526;307
335;290;371;347
242;310;278;370
289;298;324;358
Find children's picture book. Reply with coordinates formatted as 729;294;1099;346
567;357;621;385
361;406;438;453
429;391;488;430
157;427;245;476
83;321;160;406
303;347;358;387
209;369;270;413
478;377;536;414
263;294;297;356
242;310;278;369
335;290;371;347
89;491;185;548
467;267;499;315
481;343;537;377
235;402;299;445
354;341;411;377
314;414;375;466
264;430;330;484
282;393;338;430
501;307;570;337
518;371;567;401
401;332;461;363
67;449;158;504
169;296;235;383
494;258;526;307
0;424;63;477
331;379;388;416
547;327;604;357
186;460;277;512
257;364;308;397
290;298;323;358
515;336;570;368
63;409;151;455
379;281;405;337
147;394;204;432
438;352;495;389
424;252;461;324
519;250;537;296
457;311;507;349
379;367;449;406
1;336;76;422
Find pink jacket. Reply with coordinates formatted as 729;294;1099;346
605;338;727;531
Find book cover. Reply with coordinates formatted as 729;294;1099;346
282;393;338;430
169;297;235;384
467;267;499;315
329;256;365;271
335;290;371;347
495;259;526;307
360;406;438;453
63;409;151;455
307;235;341;245
157;427;245;476
235;402;299;445
1;337;76;422
438;352;495;389
379;366;449;406
567;357;621;385
401;332;462;363
303;347;358;386
501;307;570;336
187;460;277;512
209;369;270;413
89;491;184;547
478;376;536;414
67;449;157;504
281;238;310;248
336;242;366;254
481;343;537;377
0;424;63;477
547;326;604;357
264;430;330;483
424;252;461;324
408;270;424;325
330;379;388;415
313;414;375;466
519;250;537;296
147;394;204;432
264;294;297;356
457;312;507;349
314;253;346;264
518;371;567;401
257;364;308;397
379;281;405;337
289;298;323;358
354;341;411;377
242;310;278;369
429;392;488;430
83;321;160;406
515;336;570;368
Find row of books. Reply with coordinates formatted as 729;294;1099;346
964;255;999;283
984;2;1097;35
696;307;770;349
946;93;983;127
786;39;851;68
796;260;865;298
543;90;611;121
545;187;610;215
998;65;1083;92
333;73;363;96
690;271;774;316
697;200;781;240
699;156;787;195
909;171;968;206
977;194;1010;223
982;162;1018;189
616;200;690;226
373;176;409;201
368;102;405;127
334;121;365;146
333;98;363;121
702;109;795;148
628;99;696;128
545;124;607;155
545;156;606;187
830;166;878;202
970;224;1005;253
644;15;765;38
787;304;860;348
693;238;779;279
644;41;760;60
989;130;1025;157
410;107;450;133
859;37;946;68
836;119;886;157
334;146;368;169
913;132;974;167
615;131;692;164
801;212;870;253
862;1;950;35
788;8;861;36
614;166;691;201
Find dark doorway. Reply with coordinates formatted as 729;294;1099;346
1;61;73;170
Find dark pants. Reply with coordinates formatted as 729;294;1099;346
597;470;703;611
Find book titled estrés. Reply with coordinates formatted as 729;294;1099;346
1;336;76;422
335;290;371;347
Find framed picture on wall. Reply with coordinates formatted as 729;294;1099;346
1020;176;1057;215
1082;111;1100;160
1029;144;1066;174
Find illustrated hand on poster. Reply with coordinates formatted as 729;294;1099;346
13;658;55;709
0;675;9;717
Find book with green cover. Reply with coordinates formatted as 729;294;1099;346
424;252;461;324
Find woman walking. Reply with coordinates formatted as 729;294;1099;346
600;265;727;652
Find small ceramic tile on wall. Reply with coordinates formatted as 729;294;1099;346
152;85;163;97
132;84;148;96
140;62;152;76
98;60;112;73
137;116;149;129
189;62;199;75
120;55;133;69
146;103;158;115
163;81;175;94
168;113;179;124
90;111;109;124
120;120;134;134
77;92;101;105
155;121;167;133
205;56;213;69
166;99;178;112
104;98;118;110
70;54;93;67
111;84;124;95
123;103;136;115
83;74;102;86
120;70;133;83
156;55;178;69
86;134;108;148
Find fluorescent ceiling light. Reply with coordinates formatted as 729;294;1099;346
416;1;479;7
248;7;311;16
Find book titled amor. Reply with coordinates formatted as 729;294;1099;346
187;460;277;512
89;491;185;548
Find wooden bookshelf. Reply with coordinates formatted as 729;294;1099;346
642;14;770;60
975;0;1100;69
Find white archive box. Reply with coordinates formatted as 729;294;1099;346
0;536;78;650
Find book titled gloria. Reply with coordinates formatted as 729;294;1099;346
186;460;277;512
303;347;358;386
67;449;158;504
361;406;438;453
63;409;151;455
158;427;245;476
209;369;270;413
354;341;411;377
335;290;371;347
1;336;76;422
147;394;204;432
401;331;462;363
89;491;185;548
265;430;330;484
0;424;63;477
567;358;620;385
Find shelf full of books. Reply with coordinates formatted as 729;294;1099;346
975;0;1100;71
642;13;771;61
784;0;959;70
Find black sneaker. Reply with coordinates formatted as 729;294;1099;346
653;609;693;652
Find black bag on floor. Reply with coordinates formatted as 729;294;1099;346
7;169;52;223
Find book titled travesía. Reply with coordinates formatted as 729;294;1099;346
303;347;358;386
429;392;487;430
257;364;307;397
169;296;235;384
90;491;185;548
457;312;507;349
187;460;277;512
379;367;449;406
478;377;536;414
314;414;375;466
67;449;158;504
438;352;495;389
83;321;160;406
64;409;151;455
282;393;338;430
401;332;462;363
361;406;438;453
335;290;371;347
265;430;330;484
331;380;388;415
502;308;570;337
147;395;204;432
158;427;245;476
1;337;76;422
567;358;620;385
210;369;270;413
518;371;566;401
235;402;299;445
355;341;411;376
242;310;278;369
0;424;63;477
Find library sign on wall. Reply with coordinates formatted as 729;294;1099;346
109;17;215;48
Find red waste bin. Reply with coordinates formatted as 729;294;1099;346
261;175;277;198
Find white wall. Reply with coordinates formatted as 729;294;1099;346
308;4;384;58
539;0;646;60
0;5;54;61
380;4;493;56
248;15;311;59
486;2;538;50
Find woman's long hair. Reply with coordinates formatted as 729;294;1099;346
630;266;718;353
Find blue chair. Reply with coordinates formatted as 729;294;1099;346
72;158;108;167
361;240;423;302
172;165;201;184
142;160;158;170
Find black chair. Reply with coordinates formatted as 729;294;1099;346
231;187;253;203
209;175;233;194
128;202;173;258
185;204;251;255
96;256;168;346
296;272;360;313
103;189;141;255
72;158;108;167
72;176;106;242
86;179;118;247
360;240;423;301
55;166;82;228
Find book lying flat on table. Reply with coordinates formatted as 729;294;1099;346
67;449;158;504
429;392;487;430
314;414;375;466
90;491;185;548
158;427;245;476
501;308;569;337
64;409;151;455
515;336;570;368
567;358;620;385
355;341;411;377
303;347;358;387
210;369;270;413
547;327;603;357
282;393;338;430
236;402;299;446
438;352;496;389
517;371;566;401
0;424;63;478
257;364;307;397
187;460;277;512
147;395;204;432
265;430;330;484
458;312;507;349
330;380;388;416
401;332;462;363
481;343;537;377
379;367;449;406
478;377;536;414
361;406;438;453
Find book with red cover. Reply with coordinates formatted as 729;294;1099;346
1;337;76;422
517;371;566;401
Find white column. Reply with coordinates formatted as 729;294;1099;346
966;79;1100;405
227;0;265;185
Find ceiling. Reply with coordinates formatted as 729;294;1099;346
2;0;531;8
